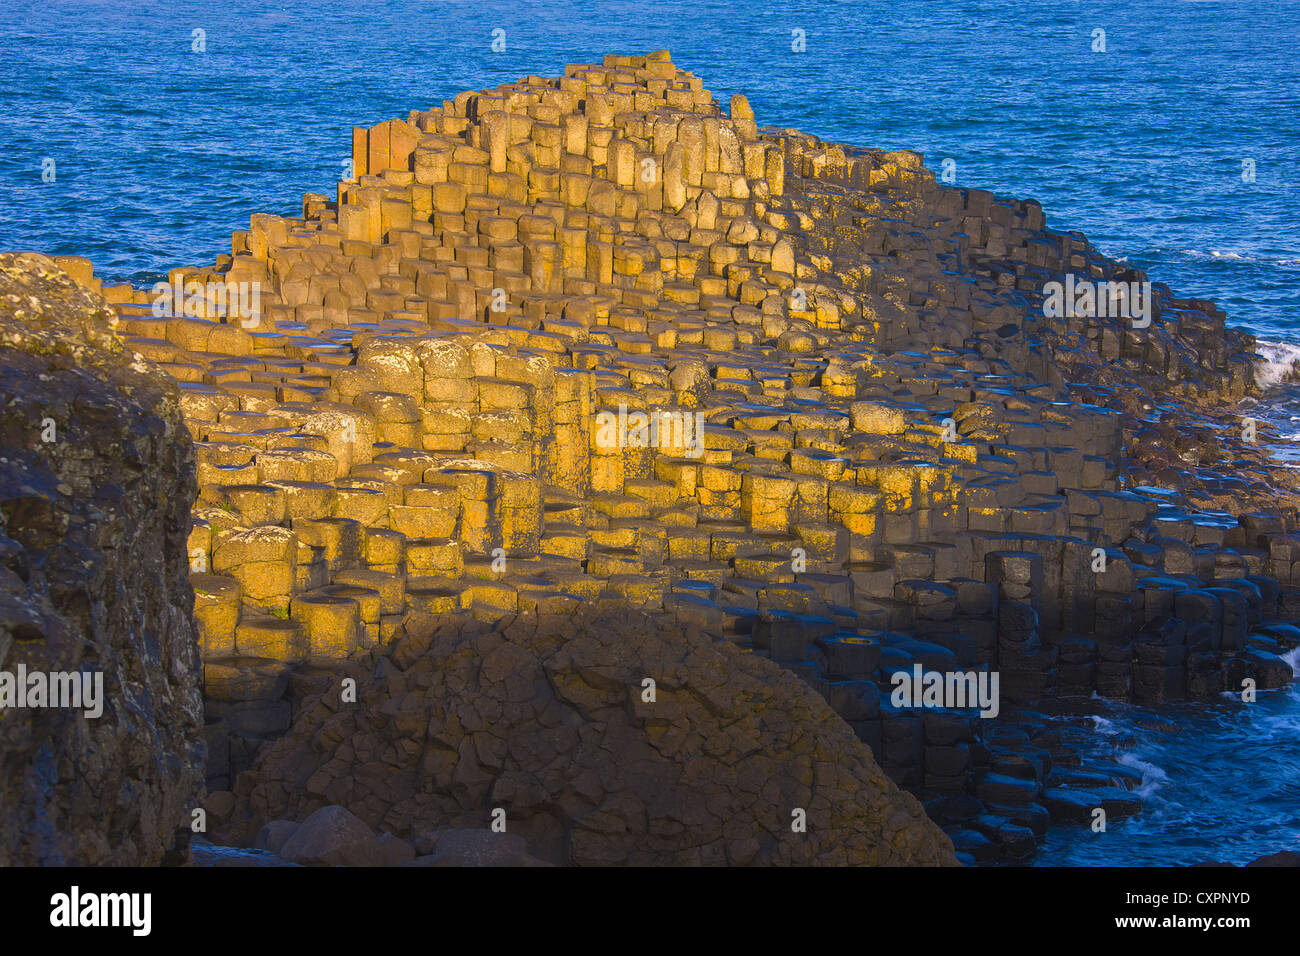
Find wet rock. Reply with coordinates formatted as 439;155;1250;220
189;838;297;867
1042;786;1141;823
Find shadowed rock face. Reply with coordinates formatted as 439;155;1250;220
15;52;1300;865
224;608;957;865
0;253;203;865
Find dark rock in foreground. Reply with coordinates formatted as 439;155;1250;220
11;49;1300;866
0;253;203;865
221;608;958;866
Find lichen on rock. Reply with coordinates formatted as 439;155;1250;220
0;253;203;865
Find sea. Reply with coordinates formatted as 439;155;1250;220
2;0;1297;866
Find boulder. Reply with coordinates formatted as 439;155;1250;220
253;819;300;854
278;805;386;866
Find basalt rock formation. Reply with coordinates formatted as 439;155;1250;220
0;253;204;865
27;50;1300;864
221;608;956;866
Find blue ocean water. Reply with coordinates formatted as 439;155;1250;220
1033;662;1300;867
2;0;1298;865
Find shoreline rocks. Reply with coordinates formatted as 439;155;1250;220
7;50;1300;864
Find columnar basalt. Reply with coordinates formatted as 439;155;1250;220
43;51;1300;863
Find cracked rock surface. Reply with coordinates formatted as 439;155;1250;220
0;253;203;865
223;607;957;866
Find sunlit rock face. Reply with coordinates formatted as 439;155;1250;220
8;49;1296;866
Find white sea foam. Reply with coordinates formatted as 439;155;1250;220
1171;248;1300;269
1254;339;1300;387
1118;753;1169;798
1166;248;1249;263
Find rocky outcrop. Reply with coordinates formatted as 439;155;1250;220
0;253;203;865
20;51;1300;864
221;608;957;866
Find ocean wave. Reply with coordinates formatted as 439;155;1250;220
1167;249;1300;268
1253;339;1300;387
1091;715;1116;734
1117;753;1169;798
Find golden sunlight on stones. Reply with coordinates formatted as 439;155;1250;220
42;49;1295;865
